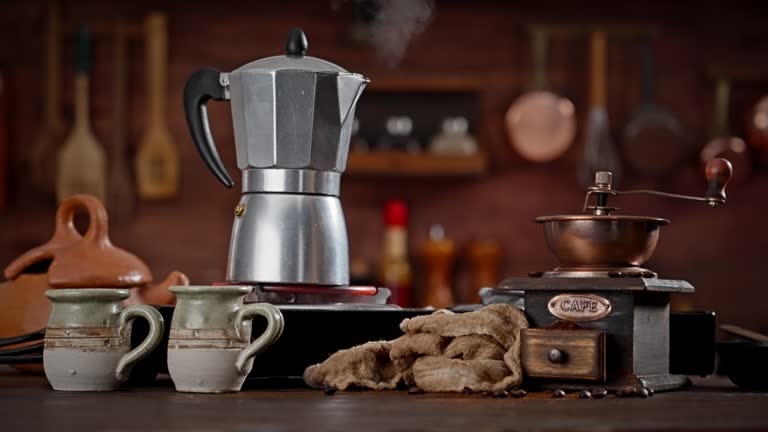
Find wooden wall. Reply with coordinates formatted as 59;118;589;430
1;0;767;332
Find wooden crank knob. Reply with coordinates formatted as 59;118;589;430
704;158;733;207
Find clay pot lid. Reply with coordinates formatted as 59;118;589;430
4;194;152;287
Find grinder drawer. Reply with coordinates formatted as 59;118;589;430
521;329;606;381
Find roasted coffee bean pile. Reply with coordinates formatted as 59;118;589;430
321;385;655;399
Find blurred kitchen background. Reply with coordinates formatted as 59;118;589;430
0;1;766;331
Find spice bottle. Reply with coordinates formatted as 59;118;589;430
420;224;456;308
376;199;412;306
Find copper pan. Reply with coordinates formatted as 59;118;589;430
506;28;576;162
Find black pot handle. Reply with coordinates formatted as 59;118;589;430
183;68;233;187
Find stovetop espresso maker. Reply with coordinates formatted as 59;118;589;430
183;28;368;286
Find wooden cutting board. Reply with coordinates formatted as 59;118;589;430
31;0;66;194
56;26;106;203
136;12;179;200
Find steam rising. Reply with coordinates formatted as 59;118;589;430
370;0;434;67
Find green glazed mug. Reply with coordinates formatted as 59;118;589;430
167;285;284;393
43;289;164;391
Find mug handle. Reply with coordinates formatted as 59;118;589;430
114;305;164;382
234;303;284;376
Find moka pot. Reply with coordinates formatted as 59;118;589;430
183;28;368;286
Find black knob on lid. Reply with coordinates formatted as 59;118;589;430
286;27;308;57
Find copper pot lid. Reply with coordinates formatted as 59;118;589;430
535;215;669;225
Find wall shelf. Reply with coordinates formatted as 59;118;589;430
366;76;486;92
346;151;488;177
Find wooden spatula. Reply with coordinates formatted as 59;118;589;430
107;22;134;222
31;0;66;195
56;26;107;203
136;12;179;199
579;30;621;187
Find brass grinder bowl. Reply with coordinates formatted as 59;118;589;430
536;215;669;268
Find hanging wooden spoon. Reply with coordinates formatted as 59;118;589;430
0;69;8;211
136;12;179;199
56;26;107;203
579;30;621;186
107;22;134;222
30;0;66;194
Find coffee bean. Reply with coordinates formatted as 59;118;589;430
618;386;638;397
638;387;651;398
323;386;337;396
553;389;566;398
408;386;424;395
592;388;608;399
509;389;527;398
492;390;508;398
481;391;492;397
579;390;592;399
462;387;473;394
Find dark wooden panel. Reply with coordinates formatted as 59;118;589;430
526;291;634;380
633;293;670;375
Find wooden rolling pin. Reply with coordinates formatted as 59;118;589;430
31;0;66;194
107;22;134;222
56;26;106;203
136;12;179;199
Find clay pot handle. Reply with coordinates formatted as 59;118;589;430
3;194;106;279
233;303;284;376
56;194;110;245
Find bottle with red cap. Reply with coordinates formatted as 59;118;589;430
376;199;412;306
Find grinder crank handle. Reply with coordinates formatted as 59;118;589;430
588;158;734;209
183;68;233;187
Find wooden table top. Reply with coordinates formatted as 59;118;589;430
2;368;767;431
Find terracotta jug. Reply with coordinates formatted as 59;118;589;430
0;194;187;341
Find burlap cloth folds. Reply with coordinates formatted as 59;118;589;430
303;304;528;392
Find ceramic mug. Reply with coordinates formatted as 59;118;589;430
43;289;164;391
167;285;284;393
